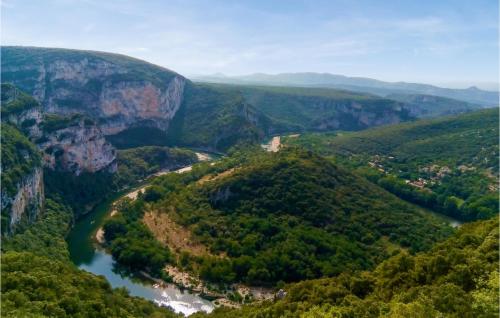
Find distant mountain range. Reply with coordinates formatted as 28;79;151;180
191;72;499;106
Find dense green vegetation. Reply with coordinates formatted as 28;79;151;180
166;83;273;151
44;146;197;216
1;251;179;318
105;148;453;287
1;124;42;233
200;217;498;318
1;83;40;117
106;126;171;149
44;169;116;217
2;199;72;261
285;109;499;221
235;84;411;131
0;124;41;197
1;196;179;317
40;113;94;134
103;198;173;278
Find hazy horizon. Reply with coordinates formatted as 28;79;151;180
2;0;498;90
187;71;499;91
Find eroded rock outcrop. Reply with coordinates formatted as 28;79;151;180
2;47;186;135
2;83;117;175
0;123;44;235
39;117;117;175
1;83;43;138
314;101;406;130
1;167;44;232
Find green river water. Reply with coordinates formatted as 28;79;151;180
66;167;215;316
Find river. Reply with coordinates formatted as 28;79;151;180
66;148;462;317
66;159;215;317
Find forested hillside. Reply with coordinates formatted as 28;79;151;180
285;109;499;221
1;199;179;318
211;84;412;132
387;93;483;118
198;217;498;317
0;106;189;317
103;148;453;288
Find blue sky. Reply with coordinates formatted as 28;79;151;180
1;0;498;89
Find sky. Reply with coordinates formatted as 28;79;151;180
1;0;498;90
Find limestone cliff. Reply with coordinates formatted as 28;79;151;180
2;46;186;135
39;115;116;175
1;167;44;233
313;101;406;130
2;84;117;175
1;83;43;138
0;124;44;234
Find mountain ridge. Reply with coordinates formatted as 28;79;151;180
2;46;418;151
191;72;498;106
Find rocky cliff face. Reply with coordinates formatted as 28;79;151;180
2;47;186;135
39;118;117;175
6;107;43;138
389;93;483;118
98;77;185;134
1;168;44;233
2;83;117;175
313;101;406;130
1;83;43;138
0;123;44;235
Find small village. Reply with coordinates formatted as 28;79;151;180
365;154;492;191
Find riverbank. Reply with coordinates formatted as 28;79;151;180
68;153;218;316
92;154;276;311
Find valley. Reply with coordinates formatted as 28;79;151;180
1;46;498;318
283;109;499;222
67;146;463;316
